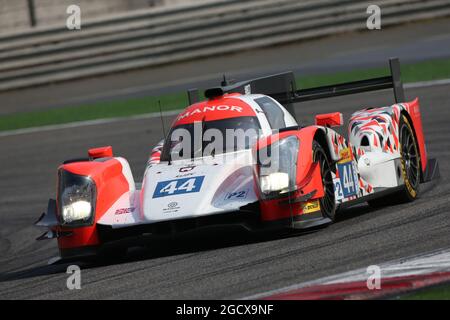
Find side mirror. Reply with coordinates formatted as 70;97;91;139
88;146;113;159
315;112;344;128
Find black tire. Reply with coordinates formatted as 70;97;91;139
313;141;336;221
368;114;420;208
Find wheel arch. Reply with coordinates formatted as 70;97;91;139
313;128;333;164
399;107;425;182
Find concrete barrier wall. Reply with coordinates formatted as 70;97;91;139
0;1;30;31
0;0;209;32
0;0;450;92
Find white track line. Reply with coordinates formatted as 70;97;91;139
0;110;180;138
1;78;449;138
243;248;450;300
404;78;450;89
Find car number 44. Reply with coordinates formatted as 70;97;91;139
153;176;205;198
335;162;358;199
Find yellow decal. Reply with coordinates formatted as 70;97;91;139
302;200;321;214
338;147;352;164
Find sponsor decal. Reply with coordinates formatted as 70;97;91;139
163;201;181;213
115;207;135;215
176;173;194;178
225;189;248;200
301;200;321;214
153;176;205;198
179;165;196;172
168;202;178;208
338;147;352;164
176;105;243;121
402;161;416;197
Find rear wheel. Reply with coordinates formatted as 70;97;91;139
368;114;420;208
398;115;421;201
313;141;336;221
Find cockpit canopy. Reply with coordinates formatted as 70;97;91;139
161;116;261;161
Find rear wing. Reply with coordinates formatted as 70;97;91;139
188;58;405;118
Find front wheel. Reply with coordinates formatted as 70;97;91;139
313;141;336;221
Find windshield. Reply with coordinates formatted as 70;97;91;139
161;116;261;161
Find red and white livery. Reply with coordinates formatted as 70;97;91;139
35;59;439;261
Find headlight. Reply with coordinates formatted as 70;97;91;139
257;136;299;197
58;170;96;226
260;172;290;194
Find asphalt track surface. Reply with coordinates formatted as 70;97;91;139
1;17;450;299
0;81;449;299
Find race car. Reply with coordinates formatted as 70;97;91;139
35;58;439;262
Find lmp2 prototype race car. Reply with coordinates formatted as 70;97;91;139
35;58;439;261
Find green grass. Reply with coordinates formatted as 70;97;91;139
2;58;450;132
400;283;450;300
298;57;450;88
0;92;188;132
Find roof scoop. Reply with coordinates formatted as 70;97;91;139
204;75;237;99
204;87;225;99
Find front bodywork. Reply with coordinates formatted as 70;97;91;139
100;151;258;227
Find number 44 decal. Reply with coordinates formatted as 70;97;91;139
160;179;196;194
336;162;358;198
153;176;205;198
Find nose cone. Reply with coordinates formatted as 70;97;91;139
141;151;257;222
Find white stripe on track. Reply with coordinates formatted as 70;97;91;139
0;110;180;138
243;248;450;300
404;78;450;89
